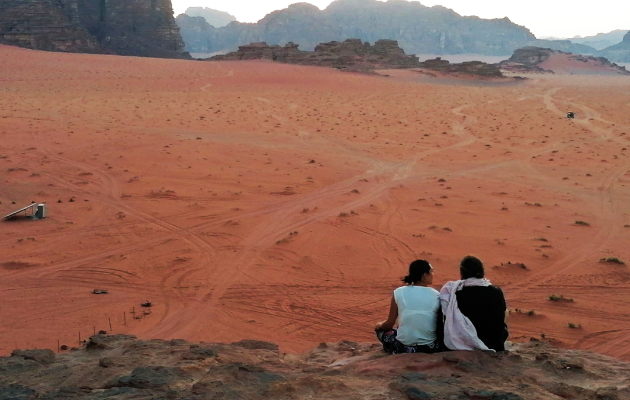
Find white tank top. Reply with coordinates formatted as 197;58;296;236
394;285;440;346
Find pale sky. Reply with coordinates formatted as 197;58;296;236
172;0;629;39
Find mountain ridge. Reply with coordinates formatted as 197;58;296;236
598;31;630;63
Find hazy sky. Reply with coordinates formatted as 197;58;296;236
172;0;628;39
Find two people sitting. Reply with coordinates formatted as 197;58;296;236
375;256;508;354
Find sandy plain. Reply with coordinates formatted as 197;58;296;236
1;44;630;360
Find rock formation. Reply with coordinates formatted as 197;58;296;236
0;0;188;58
1;334;629;399
598;31;630;63
177;0;536;56
184;7;237;28
0;0;98;53
499;47;630;75
211;39;422;71
419;58;504;78
210;39;505;78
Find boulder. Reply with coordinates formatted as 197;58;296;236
109;366;192;390
0;384;38;400
11;349;55;365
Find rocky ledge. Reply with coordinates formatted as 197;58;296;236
210;39;503;78
1;335;629;399
417;58;504;78
210;39;421;71
498;47;630;75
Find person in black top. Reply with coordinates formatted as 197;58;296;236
455;256;509;351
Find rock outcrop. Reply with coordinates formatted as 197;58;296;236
419;58;504;77
184;7;236;28
598;31;630;63
210;39;505;78
0;0;98;53
499;47;630;75
177;0;537;56
0;0;188;58
1;334;629;399
211;39;422;71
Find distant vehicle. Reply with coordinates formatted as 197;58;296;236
567;112;575;119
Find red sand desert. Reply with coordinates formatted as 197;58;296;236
1;45;630;360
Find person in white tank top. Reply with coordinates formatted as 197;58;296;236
374;260;442;354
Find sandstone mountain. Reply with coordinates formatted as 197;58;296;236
598;31;630;63
184;7;237;28
499;47;630;75
176;0;597;57
1;334;629;399
570;29;629;51
0;0;187;58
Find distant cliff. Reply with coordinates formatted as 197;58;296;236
184;7;236;28
177;0;536;56
0;0;188;58
176;0;602;57
598;31;630;63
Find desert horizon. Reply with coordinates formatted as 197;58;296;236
1;43;630;362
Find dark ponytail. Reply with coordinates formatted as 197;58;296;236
402;260;431;285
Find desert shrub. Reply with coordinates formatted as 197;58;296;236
600;257;625;265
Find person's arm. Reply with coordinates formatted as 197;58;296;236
498;288;509;325
375;295;398;331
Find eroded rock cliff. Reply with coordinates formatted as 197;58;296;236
0;0;98;53
1;334;629;399
0;0;187;58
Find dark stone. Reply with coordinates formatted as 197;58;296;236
11;349;55;365
0;384;38;400
40;387;91;399
86;335;110;351
469;391;523;400
181;348;217;361
0;357;43;374
191;381;223;395
99;357;113;368
401;373;428;382
231;340;279;352
110;366;192;390
406;387;432;399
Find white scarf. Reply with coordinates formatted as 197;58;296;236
440;278;494;352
